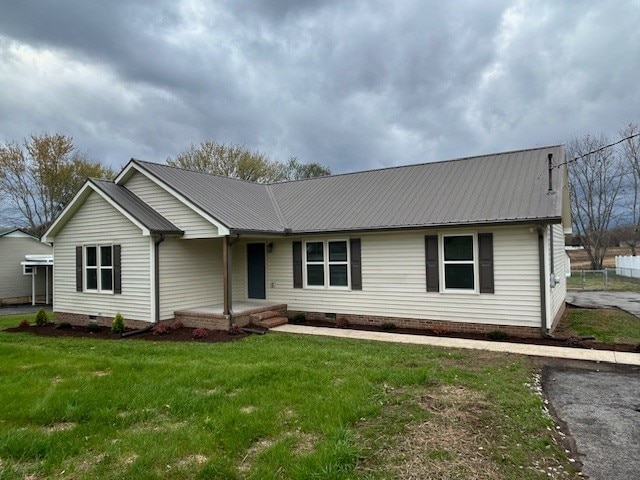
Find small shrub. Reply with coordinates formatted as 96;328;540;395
35;309;48;326
292;313;306;324
487;330;509;341
18;319;30;328
228;324;244;335
111;312;125;334
381;322;397;331
54;322;72;330
171;320;184;330
152;323;170;335
432;327;449;336
192;327;209;339
85;322;100;333
335;317;349;328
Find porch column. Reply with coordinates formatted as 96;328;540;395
223;236;233;316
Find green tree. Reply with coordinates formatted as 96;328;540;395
167;140;330;183
0;133;114;236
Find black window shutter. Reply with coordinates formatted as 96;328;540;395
425;235;439;292
292;241;302;288
350;238;362;290
75;246;83;292
478;233;494;293
113;244;122;294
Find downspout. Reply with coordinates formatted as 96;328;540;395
536;226;553;338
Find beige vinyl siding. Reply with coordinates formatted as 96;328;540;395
550;223;567;320
124;172;219;238
158;238;223;319
53;192;152;321
260;225;542;327
0;238;52;301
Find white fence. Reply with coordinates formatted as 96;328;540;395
615;255;640;279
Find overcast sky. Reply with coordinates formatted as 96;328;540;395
1;0;639;174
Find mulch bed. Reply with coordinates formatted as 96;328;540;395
4;323;266;343
295;319;640;353
5;315;638;352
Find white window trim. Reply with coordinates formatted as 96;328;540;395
84;244;114;294
440;233;479;293
303;239;351;290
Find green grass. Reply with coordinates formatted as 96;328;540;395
567;271;640;292
0;313;576;479
558;308;640;345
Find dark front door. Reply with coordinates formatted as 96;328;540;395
247;243;266;299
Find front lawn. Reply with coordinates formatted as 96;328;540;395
0;313;576;479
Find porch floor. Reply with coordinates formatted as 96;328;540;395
177;300;287;316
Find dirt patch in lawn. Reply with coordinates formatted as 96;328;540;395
4;323;264;343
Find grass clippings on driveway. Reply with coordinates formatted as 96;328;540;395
0;313;577;479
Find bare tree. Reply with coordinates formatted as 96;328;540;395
567;133;624;269
0;133;113;236
167;140;330;183
619;122;640;254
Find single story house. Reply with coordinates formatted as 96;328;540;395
0;228;53;305
43;145;571;337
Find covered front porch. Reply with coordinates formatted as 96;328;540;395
174;300;288;330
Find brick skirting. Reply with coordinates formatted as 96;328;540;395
287;310;544;338
54;311;152;330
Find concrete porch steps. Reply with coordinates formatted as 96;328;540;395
250;309;288;328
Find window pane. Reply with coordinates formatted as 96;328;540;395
329;264;348;286
444;236;473;261
86;246;97;266
307;265;324;286
87;268;98;289
445;264;474;289
101;268;113;291
101;246;112;267
329;241;347;262
306;242;324;262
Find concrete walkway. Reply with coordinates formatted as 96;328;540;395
271;324;640;366
566;291;640;318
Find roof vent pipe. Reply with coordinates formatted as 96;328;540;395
548;153;554;192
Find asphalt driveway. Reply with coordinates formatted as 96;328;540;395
543;364;640;480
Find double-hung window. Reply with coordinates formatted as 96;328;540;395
85;245;114;292
442;235;475;291
305;240;350;288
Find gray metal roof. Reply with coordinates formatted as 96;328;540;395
90;179;183;234
271;145;566;232
125;145;566;234
131;160;285;231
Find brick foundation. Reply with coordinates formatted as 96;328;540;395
54;312;152;330
173;311;230;330
287;310;544;338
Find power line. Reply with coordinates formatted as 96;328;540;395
554;131;640;169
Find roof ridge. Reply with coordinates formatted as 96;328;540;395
269;144;565;185
131;159;264;186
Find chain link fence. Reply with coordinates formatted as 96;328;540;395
567;268;640;291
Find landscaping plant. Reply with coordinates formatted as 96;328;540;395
35;308;48;326
111;312;125;334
